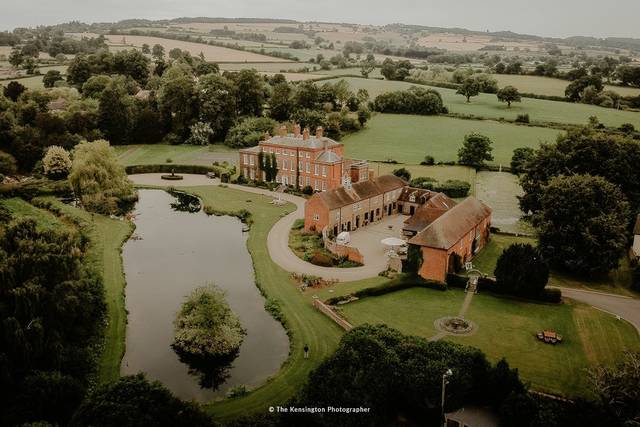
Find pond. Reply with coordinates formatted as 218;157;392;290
121;189;289;401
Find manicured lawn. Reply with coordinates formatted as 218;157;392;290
371;163;477;194
340;287;640;397
472;234;637;296
114;144;238;166
181;185;347;421
324;77;640;128
343;114;561;166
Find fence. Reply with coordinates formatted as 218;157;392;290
313;299;353;331
322;227;365;264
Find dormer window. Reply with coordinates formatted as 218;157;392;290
409;195;416;203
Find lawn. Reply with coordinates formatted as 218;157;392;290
471;234;637;296
343;113;561;166
1;197;65;229
475;171;533;235
340;286;640;396
492;74;640;98
371;163;477;194
114;144;238;167
0;75;47;90
324;77;640;128
181;185;348;421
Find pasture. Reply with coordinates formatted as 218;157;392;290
342;113;561;166
492;74;640;97
323;77;640;128
102;34;292;63
339;286;640;397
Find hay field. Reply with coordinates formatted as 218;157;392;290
102;34;291;62
493;74;640;97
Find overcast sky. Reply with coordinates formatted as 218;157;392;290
2;0;639;39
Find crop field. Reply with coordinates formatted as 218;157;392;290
339;286;640;396
343;113;561;166
102;34;292;63
492;74;640;97
323;77;640;128
415;33;546;52
218;62;314;72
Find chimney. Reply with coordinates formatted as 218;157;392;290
278;125;287;137
293;123;301;137
316;126;324;138
302;128;310;140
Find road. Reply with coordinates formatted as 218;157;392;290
557;287;640;333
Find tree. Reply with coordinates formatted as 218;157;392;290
98;82;132;145
589;352;640;426
231;69;264;117
66;55;92;87
152;43;165;60
0;150;17;175
113;49;151;85
268;82;294;121
565;75;604;102
42;145;72;179
359;57;376;78
3;80;26;101
81;74;112;98
197;73;237;140
457;133;494;167
8;46;23;67
519;128;640;215
43;70;64;88
185;121;214;145
69;139;136;214
225;117;278;148
141;43;151;54
372;87;445;115
497;86;522;107
392;167;411;181
494;244;550;297
510;147;535;175
616;64;640;87
158;63;197;137
380;58;413;81
69;374;214;427
457;77;480;102
173;284;246;358
537;175;629;275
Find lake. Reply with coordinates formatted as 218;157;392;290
121;189;289;401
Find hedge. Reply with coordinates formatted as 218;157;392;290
0;179;72;200
325;274;445;305
446;273;562;303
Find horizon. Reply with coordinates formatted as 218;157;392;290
2;0;640;39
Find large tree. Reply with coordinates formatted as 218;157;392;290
157;63;197;138
589;352;640;426
197;73;237;140
536;175;629;275
98;82;133;145
268;81;294;121
457;133;494;168
230;69;265;117
497;86;522;107
457;77;481;102
519;128;640;215
69;139;136;214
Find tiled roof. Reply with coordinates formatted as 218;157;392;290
315;150;342;163
403;194;457;234
314;175;406;210
408;197;492;249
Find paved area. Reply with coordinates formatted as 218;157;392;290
556;287;640;333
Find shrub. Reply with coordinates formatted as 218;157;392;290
495;243;550;298
372;87;445;115
227;385;249;399
310;251;333;267
42;146;72;179
392;167;411;181
420;155;435;165
186;121;214;145
173;284;246;358
301;185;313;195
457;133;494;168
510;147;535;175
515;113;530;123
0;150;17;175
264;298;285;324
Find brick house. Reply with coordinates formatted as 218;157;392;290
408;197;492;282
304;175;406;234
238;124;367;192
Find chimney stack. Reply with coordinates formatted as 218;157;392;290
278;125;287;137
293;123;301;137
316;126;324;138
303;128;310;140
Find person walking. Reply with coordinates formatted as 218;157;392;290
303;344;309;359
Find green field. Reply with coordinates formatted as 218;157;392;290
492;74;640;98
114;144;238;166
339;286;640;396
343;113;561;166
324;77;640;128
471;234;637;296
1;197;65;229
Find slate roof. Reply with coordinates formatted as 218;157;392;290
408;197;492;249
263;135;341;150
315;150;342;163
314;175;406;210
